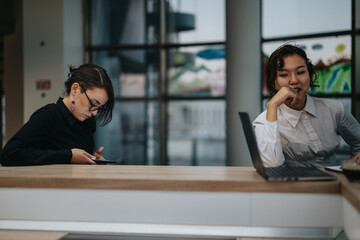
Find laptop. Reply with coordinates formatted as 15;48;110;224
238;112;336;181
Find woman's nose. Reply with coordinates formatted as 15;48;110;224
289;74;299;84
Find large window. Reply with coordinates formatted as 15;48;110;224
86;0;226;165
261;0;354;160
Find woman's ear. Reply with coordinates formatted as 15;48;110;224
70;83;80;96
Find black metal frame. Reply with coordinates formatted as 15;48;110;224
0;38;3;149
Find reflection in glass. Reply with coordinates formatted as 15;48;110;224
262;0;351;38
95;101;159;165
167;100;226;165
89;0;158;45
166;0;225;43
167;45;226;97
262;36;351;95
91;49;159;98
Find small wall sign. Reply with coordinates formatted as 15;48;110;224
36;79;51;90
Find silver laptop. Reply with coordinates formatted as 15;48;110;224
238;112;336;181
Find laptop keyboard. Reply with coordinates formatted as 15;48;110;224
266;167;319;178
262;166;335;181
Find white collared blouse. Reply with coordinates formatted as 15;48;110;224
253;95;360;167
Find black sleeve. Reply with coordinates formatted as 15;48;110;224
0;108;72;166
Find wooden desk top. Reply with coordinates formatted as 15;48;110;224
0;230;66;240
0;165;341;194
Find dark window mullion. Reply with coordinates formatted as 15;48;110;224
85;41;226;51
166;96;226;101
163;41;226;48
159;0;167;165
262;30;352;42
351;0;356;116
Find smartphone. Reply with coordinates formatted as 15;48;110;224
93;159;117;165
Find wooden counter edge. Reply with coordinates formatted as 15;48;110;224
0;230;66;240
0;176;341;194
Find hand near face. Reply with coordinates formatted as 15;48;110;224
71;148;96;164
266;87;296;122
269;87;297;108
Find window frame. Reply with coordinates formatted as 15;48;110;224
85;0;227;165
260;0;357;114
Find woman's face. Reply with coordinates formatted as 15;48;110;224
275;54;310;108
73;86;108;121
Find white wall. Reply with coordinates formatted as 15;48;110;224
22;0;83;122
23;0;64;121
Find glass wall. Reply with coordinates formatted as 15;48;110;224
262;0;351;38
87;0;226;165
167;45;226;97
261;0;353;161
166;0;225;43
167;100;226;165
262;35;352;95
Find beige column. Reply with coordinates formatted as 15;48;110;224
226;0;261;166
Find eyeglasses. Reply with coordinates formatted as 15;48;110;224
80;85;105;112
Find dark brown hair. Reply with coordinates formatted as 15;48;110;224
65;63;114;126
266;44;318;96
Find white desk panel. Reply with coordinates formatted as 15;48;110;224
0;188;251;226
343;198;360;240
251;193;343;227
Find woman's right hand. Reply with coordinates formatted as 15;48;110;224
269;87;297;108
266;87;296;122
348;153;360;165
71;148;96;164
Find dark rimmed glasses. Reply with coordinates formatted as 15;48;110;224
79;85;105;112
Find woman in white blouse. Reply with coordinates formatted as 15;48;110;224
253;44;360;167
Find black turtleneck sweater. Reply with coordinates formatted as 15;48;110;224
0;98;96;166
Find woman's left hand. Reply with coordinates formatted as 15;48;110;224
349;153;360;165
94;146;105;160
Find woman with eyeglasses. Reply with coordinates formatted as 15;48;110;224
0;63;114;166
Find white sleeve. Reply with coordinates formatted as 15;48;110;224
253;116;285;167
